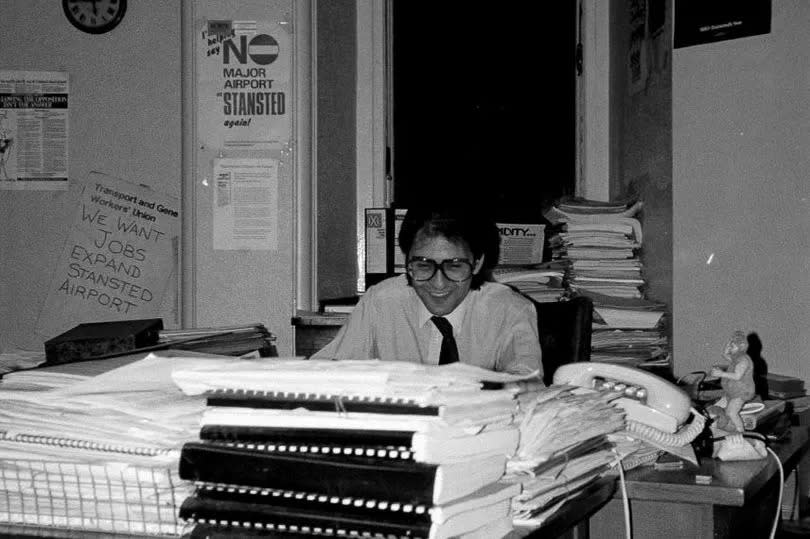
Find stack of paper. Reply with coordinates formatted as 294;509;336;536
0;352;218;536
493;261;569;303
548;218;644;298
504;385;628;526
158;323;278;357
544;198;672;371
172;358;535;538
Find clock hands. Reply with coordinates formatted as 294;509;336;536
64;0;126;33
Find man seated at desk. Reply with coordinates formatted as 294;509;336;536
313;205;542;375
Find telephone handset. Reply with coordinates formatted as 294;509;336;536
553;362;705;449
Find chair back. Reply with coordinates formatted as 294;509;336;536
534;296;593;386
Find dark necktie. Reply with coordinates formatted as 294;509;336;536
431;316;459;365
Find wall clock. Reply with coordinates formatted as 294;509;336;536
62;0;127;35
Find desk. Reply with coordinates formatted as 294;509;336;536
291;311;348;357
589;426;810;538
508;476;617;539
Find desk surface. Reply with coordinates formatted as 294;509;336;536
509;475;617;538
618;426;809;507
291;310;350;327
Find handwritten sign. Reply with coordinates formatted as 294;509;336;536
36;173;180;339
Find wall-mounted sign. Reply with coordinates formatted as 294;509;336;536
674;0;771;49
197;20;291;150
212;157;278;251
0;70;69;190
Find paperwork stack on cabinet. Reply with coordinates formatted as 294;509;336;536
172;359;530;539
545;199;670;373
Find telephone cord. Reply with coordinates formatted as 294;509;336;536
766;446;783;539
613;449;631;539
625;407;706;448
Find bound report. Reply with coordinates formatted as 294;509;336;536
199;406;516;434
202;387;518;425
178;441;507;506
198;424;520;464
180;480;520;539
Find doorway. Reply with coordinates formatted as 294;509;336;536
389;1;577;222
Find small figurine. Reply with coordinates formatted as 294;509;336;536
710;331;756;432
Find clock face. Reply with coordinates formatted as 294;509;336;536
62;0;127;34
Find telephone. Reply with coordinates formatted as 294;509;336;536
553;362;705;449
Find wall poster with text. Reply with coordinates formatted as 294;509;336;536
0;70;69;190
197;20;291;150
674;0;771;49
212;157;279;251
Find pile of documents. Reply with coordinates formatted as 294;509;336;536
503;385;631;526
545;198;671;370
493;260;569;303
158;323;278;357
171;358;535;539
0;352;218;535
547;199;644;299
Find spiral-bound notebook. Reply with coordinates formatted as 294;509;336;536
197;424;520;464
202;387;518;424
179;480;519;539
178;440;507;506
199;405;516;435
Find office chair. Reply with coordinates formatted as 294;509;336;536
534;296;593;386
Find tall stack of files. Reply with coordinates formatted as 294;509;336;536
492;260;569;303
580;290;669;368
545;198;671;373
171;358;536;539
503;384;629;528
0;351;221;536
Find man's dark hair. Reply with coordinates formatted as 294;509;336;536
398;205;500;289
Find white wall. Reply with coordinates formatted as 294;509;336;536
673;2;810;382
0;1;303;356
0;1;182;351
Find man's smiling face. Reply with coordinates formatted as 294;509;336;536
407;232;483;316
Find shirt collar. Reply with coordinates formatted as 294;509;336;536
417;292;470;333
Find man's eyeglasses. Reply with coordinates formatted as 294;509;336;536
406;257;474;282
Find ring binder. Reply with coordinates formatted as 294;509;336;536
178;441;507;506
205;387;441;416
197;424;520;465
173;358;525;538
180;480;520;539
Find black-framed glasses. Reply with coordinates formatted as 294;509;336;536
406;257;474;282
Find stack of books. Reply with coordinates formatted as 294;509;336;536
545;198;671;372
171;359;532;538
